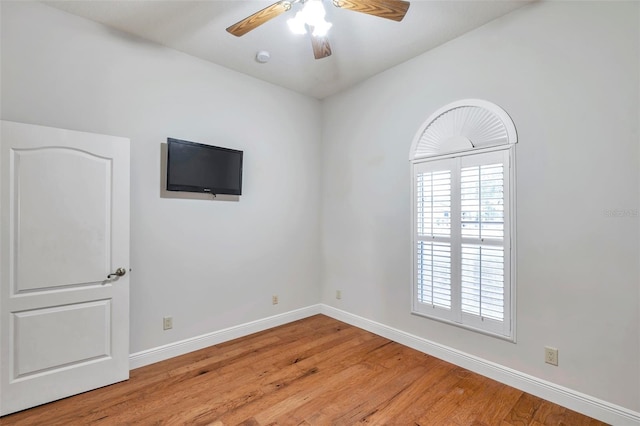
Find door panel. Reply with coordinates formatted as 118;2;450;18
14;148;112;292
13;300;111;377
1;121;130;416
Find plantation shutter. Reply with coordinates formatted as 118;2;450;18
413;149;512;337
414;159;456;321
460;153;506;319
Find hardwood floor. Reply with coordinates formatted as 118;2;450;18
1;315;607;425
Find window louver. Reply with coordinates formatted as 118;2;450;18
461;164;504;240
461;244;504;321
416;170;451;237
416;241;451;308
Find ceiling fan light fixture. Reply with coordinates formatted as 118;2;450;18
311;20;332;37
287;0;332;36
303;0;327;22
227;0;410;60
287;13;307;35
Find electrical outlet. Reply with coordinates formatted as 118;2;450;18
272;295;279;305
163;316;173;331
336;290;342;300
544;346;558;366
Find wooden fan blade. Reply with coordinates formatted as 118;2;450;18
332;0;410;22
310;33;332;59
226;1;292;37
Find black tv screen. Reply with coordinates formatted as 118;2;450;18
166;138;243;195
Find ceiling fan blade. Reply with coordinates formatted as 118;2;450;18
226;1;292;37
310;33;332;60
332;0;410;22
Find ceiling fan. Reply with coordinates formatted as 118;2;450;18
226;0;410;60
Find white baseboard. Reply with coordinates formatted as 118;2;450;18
319;304;640;426
128;304;639;425
129;305;321;369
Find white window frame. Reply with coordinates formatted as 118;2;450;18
409;99;518;340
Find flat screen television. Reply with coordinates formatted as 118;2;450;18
166;138;243;196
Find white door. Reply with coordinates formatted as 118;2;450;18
0;121;130;416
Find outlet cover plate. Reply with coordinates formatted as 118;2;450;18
545;346;558;366
163;316;173;330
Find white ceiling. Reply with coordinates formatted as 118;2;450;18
44;0;531;99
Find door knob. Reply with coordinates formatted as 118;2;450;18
107;267;127;279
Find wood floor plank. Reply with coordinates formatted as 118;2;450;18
470;379;523;425
378;365;470;423
343;357;456;424
412;371;491;424
129;329;365;424
533;399;605;426
293;352;435;424
0;315;608;426
254;363;373;424
450;374;523;425
504;392;545;425
216;337;388;424
334;365;431;424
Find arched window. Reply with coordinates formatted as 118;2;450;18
410;99;517;339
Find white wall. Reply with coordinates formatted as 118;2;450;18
1;1;322;353
321;1;640;412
